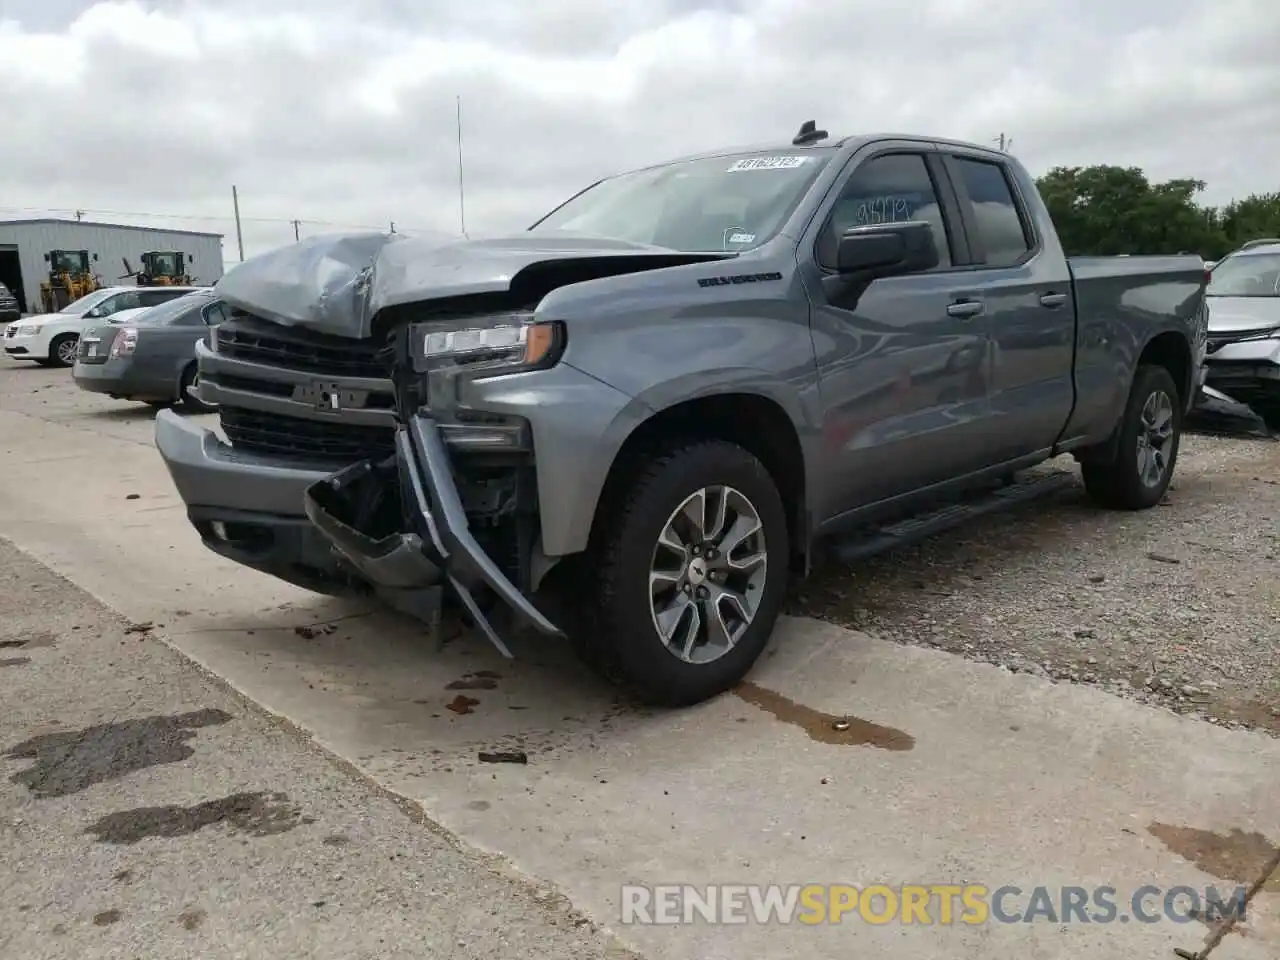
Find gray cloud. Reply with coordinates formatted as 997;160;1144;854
2;0;1277;264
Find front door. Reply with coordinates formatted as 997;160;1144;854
798;145;997;522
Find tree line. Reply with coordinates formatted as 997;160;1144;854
1034;165;1280;259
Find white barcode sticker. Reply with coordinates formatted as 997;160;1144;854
726;155;810;172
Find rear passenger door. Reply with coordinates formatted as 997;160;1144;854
799;143;997;520
939;149;1075;463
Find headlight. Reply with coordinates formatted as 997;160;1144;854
411;313;565;374
18;324;41;336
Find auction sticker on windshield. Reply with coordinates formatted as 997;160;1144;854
727;156;811;172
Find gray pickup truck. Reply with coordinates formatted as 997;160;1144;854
155;124;1208;705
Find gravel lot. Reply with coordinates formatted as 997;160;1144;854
792;434;1280;736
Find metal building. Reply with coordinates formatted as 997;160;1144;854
0;219;225;314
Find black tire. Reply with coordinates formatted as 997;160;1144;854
47;334;79;368
1082;364;1182;510
180;363;217;413
581;440;790;706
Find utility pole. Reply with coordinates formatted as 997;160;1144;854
292;219;301;242
75;209;84;221
456;95;467;237
993;133;1013;152
231;185;245;262
389;221;396;233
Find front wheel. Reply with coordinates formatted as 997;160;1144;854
582;440;790;706
1082;364;1182;510
48;334;79;368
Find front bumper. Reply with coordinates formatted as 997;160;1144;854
154;410;371;594
302;413;565;656
1203;335;1280;402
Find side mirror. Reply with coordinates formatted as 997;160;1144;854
93;254;99;262
836;221;939;278
43;253;50;262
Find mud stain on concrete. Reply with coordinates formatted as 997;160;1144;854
445;695;480;715
4;708;233;799
178;907;207;930
0;657;31;667
0;629;56;649
1148;823;1280;893
85;791;314;845
734;681;915;751
93;908;122;926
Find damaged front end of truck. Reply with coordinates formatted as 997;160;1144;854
300;315;568;656
205;229;731;657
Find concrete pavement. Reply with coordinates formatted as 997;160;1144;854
0;538;636;960
1;360;1277;959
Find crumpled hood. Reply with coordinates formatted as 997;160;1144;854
1206;296;1280;334
214;230;721;339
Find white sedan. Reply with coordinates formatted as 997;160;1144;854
3;285;200;367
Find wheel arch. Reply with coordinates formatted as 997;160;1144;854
1138;329;1194;410
587;390;812;570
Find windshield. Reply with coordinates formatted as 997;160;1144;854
58;288;116;314
1208;252;1280;297
530;150;834;253
50;251;89;274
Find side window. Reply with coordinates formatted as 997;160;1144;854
101;291;140;315
172;305;206;327
819;153;952;269
951;158;1033;267
141;289;185;307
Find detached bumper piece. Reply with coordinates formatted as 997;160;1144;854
302;414;564;657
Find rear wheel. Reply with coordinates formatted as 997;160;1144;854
48;334;79;368
1082;364;1182;510
581;440;789;706
180;363;216;414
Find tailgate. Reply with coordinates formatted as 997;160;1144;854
77;326;120;364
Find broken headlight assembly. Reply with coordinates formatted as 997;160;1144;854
408;313;566;375
397;313;567;451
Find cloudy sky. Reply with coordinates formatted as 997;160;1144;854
2;0;1277;265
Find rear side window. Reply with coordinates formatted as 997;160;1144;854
170;305;208;327
140;289;186;307
819;153;953;269
952;158;1033;267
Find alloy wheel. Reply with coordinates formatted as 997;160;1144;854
648;485;768;665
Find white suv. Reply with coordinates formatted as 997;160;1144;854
3;285;201;367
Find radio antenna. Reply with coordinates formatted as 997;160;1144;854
456;95;467;237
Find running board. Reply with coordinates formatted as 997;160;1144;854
830;470;1076;564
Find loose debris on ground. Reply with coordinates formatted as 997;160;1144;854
792;435;1280;736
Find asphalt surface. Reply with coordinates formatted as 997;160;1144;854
0;538;637;960
1;357;1277;960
